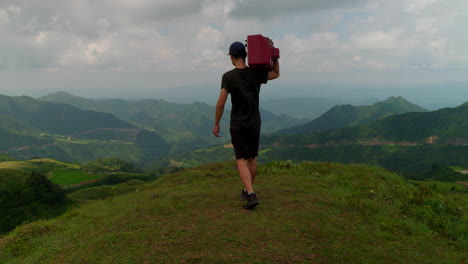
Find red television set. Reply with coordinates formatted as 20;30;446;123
246;34;280;69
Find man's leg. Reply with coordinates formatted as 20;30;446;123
247;158;257;185
237;158;254;193
238;157;259;209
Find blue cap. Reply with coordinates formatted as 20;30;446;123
228;41;247;57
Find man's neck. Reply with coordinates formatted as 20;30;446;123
234;59;247;69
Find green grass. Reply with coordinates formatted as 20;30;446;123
451;166;467;170
67;179;146;203
0;154;16;162
0;159;78;174
0;162;466;263
28;159;79;169
0;161;36;170
410;180;466;193
50;170;103;185
0;169;29;187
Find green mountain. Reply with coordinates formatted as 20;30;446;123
261;97;346;119
0;94;136;135
0;162;465;263
275;96;428;135
0;94;169;165
265;102;467;145
257;103;467;177
39;91;306;147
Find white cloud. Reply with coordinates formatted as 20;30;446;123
406;0;446;14
229;0;369;19
350;29;407;51
1;0;468;97
59;34;119;67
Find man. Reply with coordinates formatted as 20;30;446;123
213;41;280;209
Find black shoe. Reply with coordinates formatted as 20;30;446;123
241;189;248;201
243;193;259;210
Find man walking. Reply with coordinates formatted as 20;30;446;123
213;41;280;209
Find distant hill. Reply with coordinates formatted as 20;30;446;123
39;91;306;147
275;96;427;135
0;94;169;165
0;162;465;263
265;102;467;145
260;97;346;119
0;94;136;135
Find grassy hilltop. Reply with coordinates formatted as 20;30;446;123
0;162;466;263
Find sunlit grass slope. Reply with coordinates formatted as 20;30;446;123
28;159;79;169
1;162;466;264
0;158;78;173
68;179;146;203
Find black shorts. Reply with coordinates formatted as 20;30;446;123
230;122;261;160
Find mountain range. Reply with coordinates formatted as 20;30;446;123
0;92;307;165
158;102;467;174
260;97;347;119
1;92;466;170
39;91;307;147
274;96;427;135
264;101;467;146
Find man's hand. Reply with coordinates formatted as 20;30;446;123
213;124;221;137
268;58;280;80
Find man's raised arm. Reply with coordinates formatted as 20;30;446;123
268;59;280;80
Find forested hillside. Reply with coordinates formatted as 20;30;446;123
264;101;467;145
0;94;168;166
275;96;427;135
261;97;345;119
0;95;135;135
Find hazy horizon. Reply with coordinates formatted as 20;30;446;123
1;80;463;112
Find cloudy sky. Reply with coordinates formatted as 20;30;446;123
1;0;467;98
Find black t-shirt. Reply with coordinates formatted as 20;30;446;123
221;67;269;128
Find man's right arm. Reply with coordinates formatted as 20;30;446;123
213;88;229;137
268;59;280;80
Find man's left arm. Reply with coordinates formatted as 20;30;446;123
213;88;229;137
